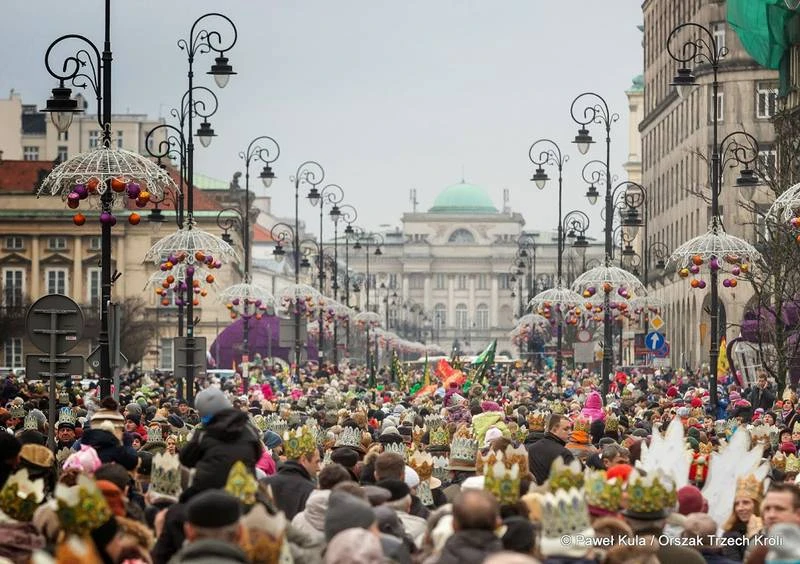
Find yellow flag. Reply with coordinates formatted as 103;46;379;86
717;336;729;378
423;353;430;387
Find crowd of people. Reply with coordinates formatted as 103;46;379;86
1;361;800;564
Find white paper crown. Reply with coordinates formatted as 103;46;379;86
58;407;77;427
384;441;407;460
335;426;362;450
540;487;593;540
150;452;182;500
432;454;449;482
450;436;478;465
265;415;289;437
23;414;39;431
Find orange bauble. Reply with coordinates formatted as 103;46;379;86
166;275;175;284
161;299;170;306
200;290;207;297
603;282;612;293
690;279;700;288
87;178;100;193
111;177;126;192
692;255;703;266
193;298;200;306
192;279;200;288
73;213;86;226
195;251;206;262
128;212;141;225
205;274;215;284
162;281;170;289
230;312;237;319
138;190;151;202
730;279;738;287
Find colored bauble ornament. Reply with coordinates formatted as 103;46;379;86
186;266;195;276
729;279;737;287
690;279;700;288
128;212;141;225
603;282;612;294
698;280;707;289
690;264;700;274
73;213;86;226
74;184;88;199
709;258;720;271
205;274;215;284
161;299;170;306
732;266;741;276
193;298;199;306
740;263;750;273
111;177;126;192
67;197;80;209
692;255;703;266
138;190;150;203
679;268;690;278
87;178;100;193
126;182;141;199
195;251;205;262
200;290;207;297
723;279;731;288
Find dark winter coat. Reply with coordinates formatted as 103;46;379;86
527;432;575;485
168;538;249;564
260;460;315;520
436;529;503;564
81;428;139;471
178;408;262;492
749;386;776;411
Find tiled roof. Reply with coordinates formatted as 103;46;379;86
253;223;274;243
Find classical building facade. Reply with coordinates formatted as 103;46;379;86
344;181;603;359
640;0;778;368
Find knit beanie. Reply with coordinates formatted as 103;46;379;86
324;491;376;541
195;387;232;420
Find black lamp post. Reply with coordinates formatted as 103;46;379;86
354;231;384;386
645;240;670;282
339;206;358;359
308;183;344;364
42;0;117;398
570;92;619;397
667;22;761;409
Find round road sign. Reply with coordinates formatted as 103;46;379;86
25;295;84;354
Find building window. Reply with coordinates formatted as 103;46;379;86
57;146;68;162
23;146;39;161
759;148;777;180
711;91;724;122
448;229;475;244
476;274;488;290
4;338;22;368
711;22;726;57
47;237;67;251
387;274;398;289
409;274;424;290
89;130;100;149
159;338;173;370
757;82;778;119
756;205;771;244
388;308;398;329
434;274;446;290
4;236;23;251
46;268;68;295
87;268;101;309
476;303;489;330
58;130;69;141
3;269;24;307
88;236;102;251
433;304;446;329
455;304;469;330
117;130;124;149
499;273;512;290
456;275;468;290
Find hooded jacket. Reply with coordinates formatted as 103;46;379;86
527;432;575;485
291;489;329;542
436;529;503;564
179;408;262;492
168;538;249;564
261;460;315;520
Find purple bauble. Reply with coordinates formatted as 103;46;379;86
232;298;240;306
100;212;114;225
186;265;195;276
698;280;707;289
126;183;141;200
74;184;88;199
709;258;720;271
723;279;731;287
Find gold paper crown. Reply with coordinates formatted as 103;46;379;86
573;415;591;435
252;414;268;432
409;450;434;481
401;410;417;425
241;504;285;564
412;424;426;446
584;469;623;513
749;424;779;445
284;426;318;459
334;426;362;450
225;461;258;506
772;451;787;471
548;457;584;492
698;442;713;455
623;469;677;515
527;411;547;432
483;454;521;506
516;425;528;442
477;443;529;477
0;468;45;522
735;474;762;502
540;487;593;540
550;401;566;415
793;421;800;435
604;413;619;433
150;452;182;499
55;473;113;535
786;453;800;473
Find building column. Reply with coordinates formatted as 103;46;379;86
447;276;455;330
30;236;40;298
423;274;431;311
490;275;499;327
73;235;83;302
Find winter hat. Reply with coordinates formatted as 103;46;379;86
404;466;420;489
483;426;504;448
324;491;377;541
330;447;359;469
376;479;411;502
263;430;283;450
63;445;102;474
125;413;141;426
186;489;242;528
195;387;232;420
125;402;143;418
729;391;741;402
502;516;537;553
581;391;605;422
667;386;679;398
677;485;706;515
325;527;384;564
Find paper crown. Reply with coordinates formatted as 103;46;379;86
786;453;800;473
251;414;268;432
540;487;593;543
793;421;800;435
383;441;407;460
735;474;762;502
55;473;113;534
425;415;450;448
548;457;585;493
584;469;623;514
527;411;548;432
401;410;417;425
148;426;164;444
334;426;363;450
284;426;318;459
265;415;289;437
320;448;333;468
8;405;25;419
573;415;591;435
772;451;787;471
604;413;619;433
0;468;45;522
58;407;77;428
431;454;449;482
749;424;779;446
225;461;258;506
150;452;182;500
622;469;677;519
23;413;39;431
448;427;478;470
477;443;529;477
515;425;529;443
412;425;426;446
409;450;434;482
550;401;566;415
483;455;521;506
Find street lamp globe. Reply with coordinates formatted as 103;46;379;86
207;55;237;89
272;244;286;263
573;127;594;155
259;164;275;188
42;85;81;134
196;121;216;148
531;166;549;190
671;67;697;99
586;184;600;205
307;187;321;207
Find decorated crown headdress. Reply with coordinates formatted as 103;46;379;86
8;405;25;419
483;454;521;506
548;457;585;493
284;425;317;459
584;469;623;514
426;415;450;448
0;468;45;522
431;453;449;482
225;460;258;507
772;451;787;471
23;413;39;431
786;453;800;473
150;452;182;500
540;487;593;541
604;413;619;433
527;411;548;432
477;443;528;477
572;415;591;435
384;441;407;460
265;415;289;437
58;407;77;427
793;421;800;435
334;426;363;450
448;426;478;469
623;469;677;516
55;473;113;534
412;424;426;447
409;450;435;506
735;473;762;502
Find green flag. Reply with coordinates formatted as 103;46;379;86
471;339;497;384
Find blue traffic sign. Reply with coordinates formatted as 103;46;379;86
645;331;665;351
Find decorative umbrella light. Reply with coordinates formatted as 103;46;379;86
219;283;275;321
571;264;646;299
145;226;238;268
38;146;177;226
354;311;382;329
666;219;761;290
145;262;214;307
528;286;584;325
767;181;800;223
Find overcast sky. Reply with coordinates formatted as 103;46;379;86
3;1;643;238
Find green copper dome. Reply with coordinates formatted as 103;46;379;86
429;181;498;214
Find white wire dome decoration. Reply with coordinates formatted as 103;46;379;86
768;181;800;223
571;265;646;298
629;295;664;313
666;224;761;290
278;284;322;318
145;262;214;307
527;286;585;322
354;311;382;328
220;283;275;320
145;227;239;266
38;146;178;220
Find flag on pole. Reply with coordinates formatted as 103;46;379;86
717;336;729;378
423;352;430;387
471;339;497;386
